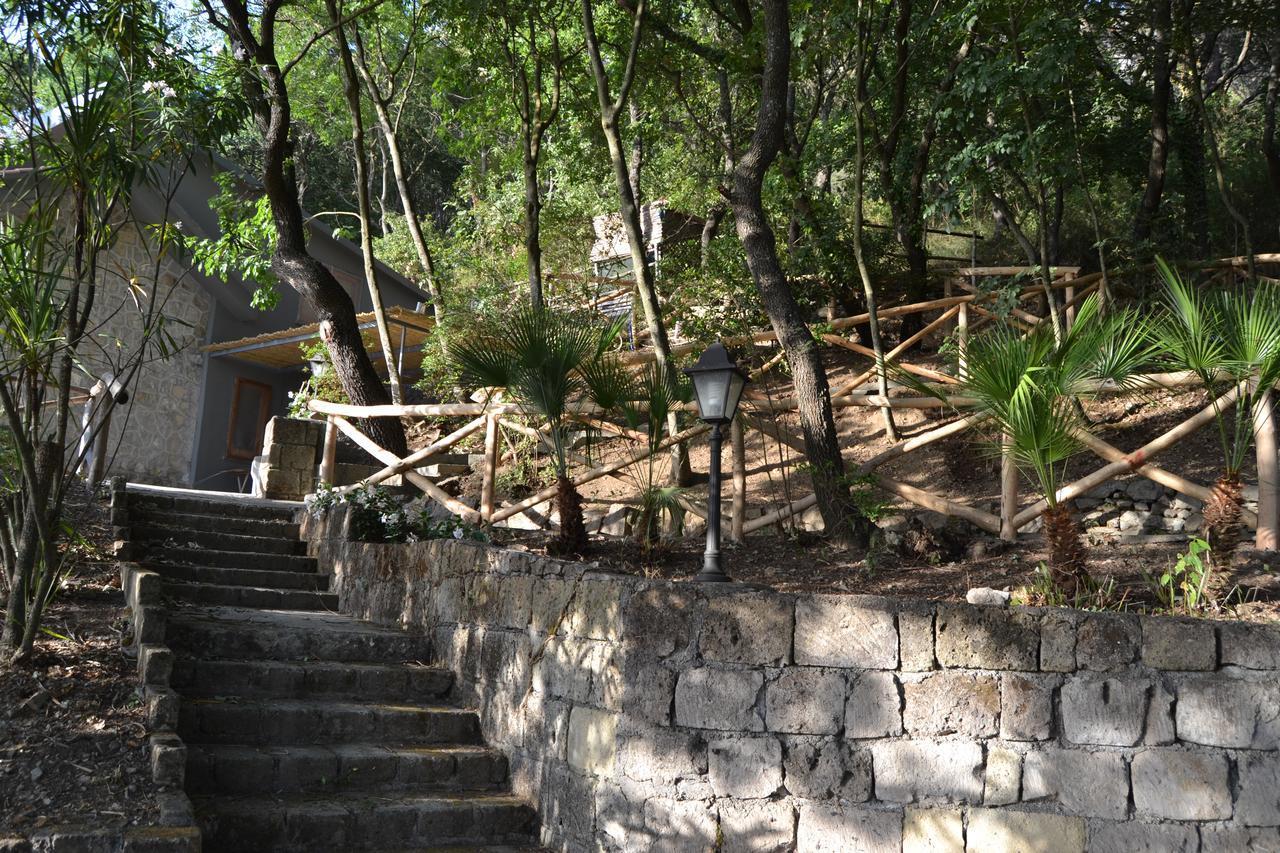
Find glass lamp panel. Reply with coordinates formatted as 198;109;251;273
694;371;730;422
724;372;746;421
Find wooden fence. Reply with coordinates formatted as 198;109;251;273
308;261;1280;551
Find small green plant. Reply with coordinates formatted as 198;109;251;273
1016;561;1126;611
306;483;489;545
795;463;892;524
1144;538;1212;614
287;341;349;418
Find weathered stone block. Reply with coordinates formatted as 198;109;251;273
1131;747;1231;820
700;591;793;665
674;668;763;731
903;807;963;853
566;706;618;776
872;739;984;804
903;671;999;737
781;737;872;802
708;735;782;798
984;746;1021;806
623;585;702;661
765;667;845;735
718;800;795;853
566;577;623;642
1198;827;1280;851
641;797;716;849
966;809;1085;853
1175;675;1277;749
844;671;902;738
1061;676;1150;746
935;605;1038;670
138;644;173;687
898;604;936;672
1140;616;1215;671
796;803;902;852
794;595;898;669
122;827;202;852
1075;613;1140;671
1237;752;1280;827
529;577;574;636
1039;610;1077;672
1143;682;1176;745
1086;821;1197;853
617;728;705;784
1219;622;1280;670
622;663;676;726
1001;673;1053;741
1022;747;1129;819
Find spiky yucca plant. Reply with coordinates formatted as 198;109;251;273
1153;259;1280;560
450;308;625;555
915;295;1150;597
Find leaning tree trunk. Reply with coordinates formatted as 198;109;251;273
582;0;691;485
728;0;869;548
221;0;407;457
327;0;403;404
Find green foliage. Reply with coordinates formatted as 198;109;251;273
1153;259;1280;475
448;307;625;477
182;173;280;311
306;483;489;545
286;341;349;419
1144;538;1213;614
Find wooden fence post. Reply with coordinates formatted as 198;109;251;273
320;416;338;486
1000;440;1019;541
731;418;746;543
481;413;499;523
1063;270;1077;331
956;300;969;380
1255;387;1277;550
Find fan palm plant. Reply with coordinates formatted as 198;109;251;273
909;295;1151;596
450;307;625;555
1152;259;1280;559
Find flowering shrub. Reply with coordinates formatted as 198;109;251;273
306;483;488;545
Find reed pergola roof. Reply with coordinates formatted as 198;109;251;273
202;306;435;370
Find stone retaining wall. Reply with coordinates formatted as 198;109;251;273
305;507;1280;852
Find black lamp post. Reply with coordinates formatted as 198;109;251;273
684;342;749;582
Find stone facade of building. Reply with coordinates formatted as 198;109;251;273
305;507;1280;852
81;223;211;486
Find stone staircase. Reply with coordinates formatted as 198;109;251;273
122;488;540;852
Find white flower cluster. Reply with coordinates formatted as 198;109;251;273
141;80;177;99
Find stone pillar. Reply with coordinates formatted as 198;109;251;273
260;417;325;500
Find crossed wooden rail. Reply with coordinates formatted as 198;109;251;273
306;262;1280;550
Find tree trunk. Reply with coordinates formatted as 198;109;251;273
582;0;690;483
728;0;868;548
523;143;544;310
220;3;407;457
352;29;442;311
327;0;403;404
1265;38;1280;202
1175;94;1211;258
1133;0;1173;244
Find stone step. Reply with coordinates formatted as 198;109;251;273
124;509;302;539
151;562;328;590
178;698;481;747
128;492;300;522
166;608;430;663
164;580;338;611
194;792;537;852
130;522;306;556
171;659;453;702
186;743;508;795
417;463;472;478
140;545;318;573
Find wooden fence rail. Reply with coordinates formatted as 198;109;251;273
307;264;1280;551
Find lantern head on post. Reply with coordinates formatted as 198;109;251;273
684;342;748;425
683;343;748;583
